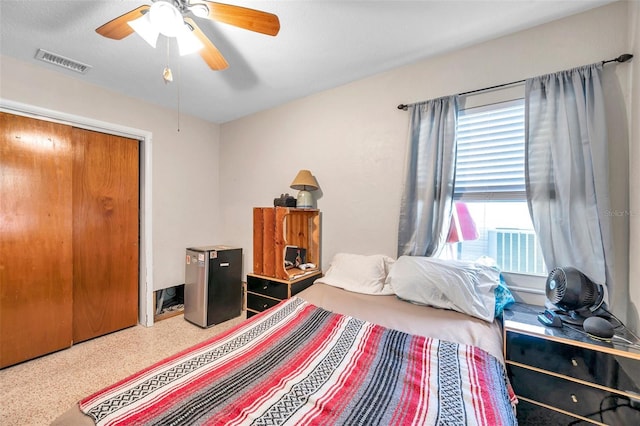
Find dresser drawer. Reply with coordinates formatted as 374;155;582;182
506;330;640;394
515;399;582;424
247;275;289;299
509;364;640;424
247;292;282;312
289;273;318;296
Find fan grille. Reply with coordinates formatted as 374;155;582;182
582;281;597;304
546;266;601;311
546;267;567;305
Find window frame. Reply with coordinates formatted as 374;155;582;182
454;98;526;202
449;94;546;291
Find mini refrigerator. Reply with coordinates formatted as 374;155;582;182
184;246;242;328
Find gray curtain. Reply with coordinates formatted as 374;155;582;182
525;63;613;292
398;96;458;257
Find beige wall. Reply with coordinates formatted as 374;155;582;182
1;2;636;330
220;2;635;325
628;0;640;333
0;56;222;298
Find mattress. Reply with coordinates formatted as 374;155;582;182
301;283;505;362
51;283;512;425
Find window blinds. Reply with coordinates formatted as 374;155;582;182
454;99;526;201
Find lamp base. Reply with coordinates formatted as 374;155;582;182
296;190;314;209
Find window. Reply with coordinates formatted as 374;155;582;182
442;98;546;276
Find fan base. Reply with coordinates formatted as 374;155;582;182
553;306;610;326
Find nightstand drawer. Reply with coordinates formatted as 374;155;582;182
247;292;281;312
247;275;288;299
289;273;317;296
506;330;640;394
515;399;582;424
510;364;640;424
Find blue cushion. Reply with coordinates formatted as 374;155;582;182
494;273;515;317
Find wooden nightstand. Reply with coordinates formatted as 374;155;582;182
246;271;321;318
503;303;640;425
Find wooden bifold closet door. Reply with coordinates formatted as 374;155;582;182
0;113;74;368
72;127;139;343
0;113;139;368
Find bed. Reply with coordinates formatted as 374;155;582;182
52;255;517;426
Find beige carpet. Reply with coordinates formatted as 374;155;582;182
0;313;245;426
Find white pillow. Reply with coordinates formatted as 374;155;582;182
315;253;395;295
385;256;498;322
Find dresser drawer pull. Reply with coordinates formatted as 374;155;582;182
262;285;268;290
571;394;578;403
263;304;268;309
571;358;578;367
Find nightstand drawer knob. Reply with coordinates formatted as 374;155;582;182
263;285;268;290
571;358;578;367
571;394;578;403
263;304;268;309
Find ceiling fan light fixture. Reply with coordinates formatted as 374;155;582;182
128;13;159;47
148;1;184;37
97;1;281;70
176;24;204;56
189;3;209;19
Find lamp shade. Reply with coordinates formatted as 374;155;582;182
128;13;159;47
176;23;204;55
128;0;199;53
148;0;184;37
290;170;318;191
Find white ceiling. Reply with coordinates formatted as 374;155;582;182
0;0;615;123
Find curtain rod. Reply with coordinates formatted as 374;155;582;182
396;53;633;111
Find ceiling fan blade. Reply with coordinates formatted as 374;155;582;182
96;5;150;40
184;18;229;70
193;1;280;36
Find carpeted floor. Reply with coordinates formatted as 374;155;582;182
0;313;245;426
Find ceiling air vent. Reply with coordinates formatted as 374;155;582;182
35;49;92;74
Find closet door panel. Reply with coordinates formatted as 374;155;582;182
0;112;73;368
72;128;139;343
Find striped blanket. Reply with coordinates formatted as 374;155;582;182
80;297;517;425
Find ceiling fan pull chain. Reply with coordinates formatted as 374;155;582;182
163;38;173;84
177;52;181;133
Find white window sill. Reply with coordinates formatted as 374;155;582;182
502;271;546;306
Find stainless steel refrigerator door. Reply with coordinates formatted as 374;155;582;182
184;249;208;327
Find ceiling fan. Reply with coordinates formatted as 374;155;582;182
95;0;280;71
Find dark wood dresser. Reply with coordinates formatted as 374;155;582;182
246;272;321;318
503;303;640;425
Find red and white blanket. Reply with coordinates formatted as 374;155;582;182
80;297;517;425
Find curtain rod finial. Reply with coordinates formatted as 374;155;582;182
617;53;633;63
397;104;408;111
604;53;633;65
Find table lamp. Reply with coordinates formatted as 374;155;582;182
290;170;319;208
